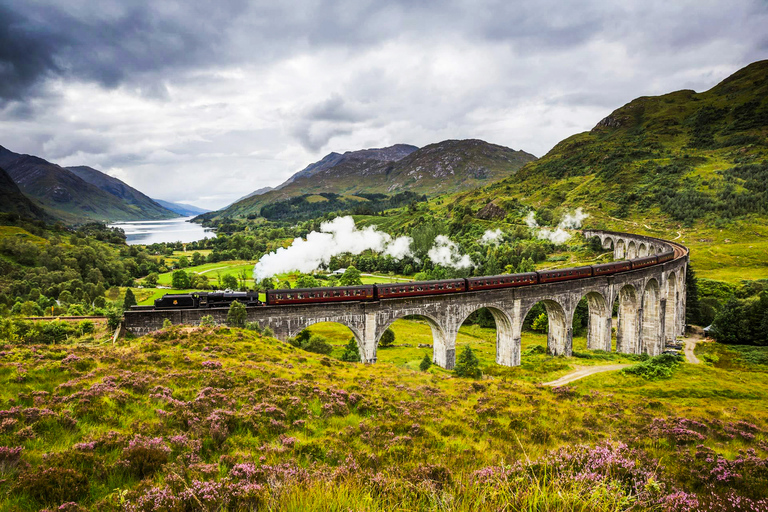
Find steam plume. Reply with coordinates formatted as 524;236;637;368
526;208;588;244
428;235;474;269
252;216;414;280
480;229;503;245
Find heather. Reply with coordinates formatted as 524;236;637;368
0;326;767;511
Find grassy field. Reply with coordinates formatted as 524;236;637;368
0;323;765;511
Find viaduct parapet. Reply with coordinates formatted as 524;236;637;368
125;230;688;369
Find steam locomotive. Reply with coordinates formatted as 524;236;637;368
152;250;674;309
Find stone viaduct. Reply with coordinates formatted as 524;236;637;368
125;230;688;369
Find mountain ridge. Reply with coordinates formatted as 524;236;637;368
205;140;535;220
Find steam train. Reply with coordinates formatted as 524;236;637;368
152;250;674;309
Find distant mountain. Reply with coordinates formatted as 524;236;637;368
231;187;274;206
205;141;533;220
0;145;178;224
67;166;179;220
152;198;210;217
0;166;48;221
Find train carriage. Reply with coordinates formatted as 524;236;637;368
376;279;466;299
467;272;538;291
657;250;675;264
592;260;631;276
266;285;375;305
537;265;593;284
630;255;658;270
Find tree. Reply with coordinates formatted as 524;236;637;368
454;346;481;378
340;337;361;362
278;280;292;290
171;270;190;289
302;334;333;355
259;277;275;291
227;300;247;328
177;256;189;268
379;328;395;348
145;273;159;287
531;312;548;333
295;274;320;288
123;288;137;309
419;354;432;371
685;265;702;325
192;252;204;266
339;266;363;286
222;274;238;290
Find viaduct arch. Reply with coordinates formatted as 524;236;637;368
125;230;688;369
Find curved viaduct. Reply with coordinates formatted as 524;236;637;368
125;230;688;369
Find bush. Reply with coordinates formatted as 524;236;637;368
121;436;171;478
262;326;274;337
227;300;247;328
162;318;173;329
244;321;262;332
302;334;333;355
200;315;216;327
340;337;361;362
420;354;432;371
454;346;482;379
621;353;683;380
15;467;89;506
77;320;94;335
123;288;137;309
379;328;395;348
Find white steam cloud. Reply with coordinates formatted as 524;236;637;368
428;235;474;269
252;216;415;280
480;229;503;245
526;208;589;244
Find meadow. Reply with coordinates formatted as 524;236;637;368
1;318;766;511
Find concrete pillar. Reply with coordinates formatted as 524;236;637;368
585;292;611;352
544;300;571;357
616;285;639;354
496;301;521;367
664;272;678;342
615;239;626;260
641;279;662;355
627;241;638;259
431;322;454;370
361;312;378;363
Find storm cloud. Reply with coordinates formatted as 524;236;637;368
0;0;766;209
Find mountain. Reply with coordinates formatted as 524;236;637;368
457;60;768;227
0;166;48;221
67;166;179;220
231;187;274;206
152;198;210;217
0;145;179;224
207;140;535;219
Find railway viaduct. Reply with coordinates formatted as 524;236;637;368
125;230;688;369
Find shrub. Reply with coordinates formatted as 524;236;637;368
340;337;360;362
302;334;333;355
379;328;395;348
419;354;432;371
200;315;216;327
77;320;94;335
622;353;683;380
227;300;246;328
162;318;173;329
262;326;274;337
454;346;482;379
123;288;137;309
15;467;89;506
244;321;262;332
121;436;171;478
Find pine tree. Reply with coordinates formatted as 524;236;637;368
454;346;482;379
419;354;432;371
123;288;137;310
227;300;247;328
379;328;395;348
340;337;361;362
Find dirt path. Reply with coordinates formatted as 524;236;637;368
684;331;703;364
542;364;631;387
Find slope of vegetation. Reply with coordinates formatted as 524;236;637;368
0;324;766;511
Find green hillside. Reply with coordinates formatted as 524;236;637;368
447;60;768;282
0;166;48;222
0;146;178;224
206;139;536;220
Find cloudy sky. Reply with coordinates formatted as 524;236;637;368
1;0;766;210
